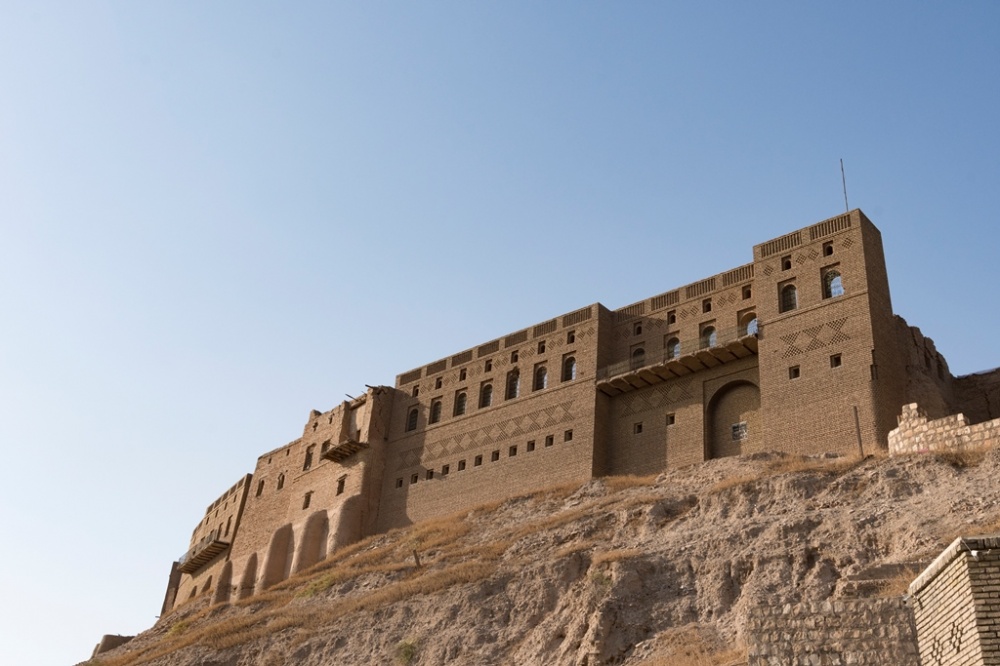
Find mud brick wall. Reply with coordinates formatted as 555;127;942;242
746;597;919;665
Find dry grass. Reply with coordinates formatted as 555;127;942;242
709;455;863;494
875;566;920;598
593;549;643;566
933;447;987;468
636;626;745;666
604;474;659;492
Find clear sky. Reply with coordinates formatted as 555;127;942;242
1;3;997;664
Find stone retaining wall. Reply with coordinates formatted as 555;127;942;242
746;597;919;665
889;403;1000;456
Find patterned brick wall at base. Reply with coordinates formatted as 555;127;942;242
888;403;1000;456
746;598;920;665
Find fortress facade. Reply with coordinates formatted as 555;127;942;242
160;209;1000;614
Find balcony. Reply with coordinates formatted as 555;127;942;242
321;436;369;463
177;529;230;574
596;325;759;396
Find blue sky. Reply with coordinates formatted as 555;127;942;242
1;3;998;664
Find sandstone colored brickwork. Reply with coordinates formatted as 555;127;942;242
889;404;1000;456
746;597;920;665
161;210;996;617
909;536;1000;666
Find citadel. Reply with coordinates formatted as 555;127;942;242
159;209;1000;623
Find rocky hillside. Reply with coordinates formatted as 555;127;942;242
84;447;1000;666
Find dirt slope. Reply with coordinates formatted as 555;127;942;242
85;448;1000;666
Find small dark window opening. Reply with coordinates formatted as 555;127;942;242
256;480;264;497
412;386;419;398
510;351;519;363
435;377;442;389
562;356;577;381
781;255;792;271
634;322;643;335
634;422;643;434
830;354;842;368
506;370;520;400
410;474;419;484
395;477;403;488
823;241;834;256
485;359;493;372
454;391;467;416
666;413;676;426
277;473;285;490
545;435;554;447
667;310;677;325
303;445;315;471
534;365;548;391
742;285;752;299
442;464;450;476
458;459;466;471
459;368;467;381
426;469;434;480
567;330;576;344
564;429;573;441
702;299;712;313
527;440;536;452
538;341;546;354
336;475;346;495
474;455;483;466
780;284;797;313
479;383;493;408
406;408;419;432
302;492;313;509
491;450;500;462
509;445;517;457
429;399;443;424
789;366;801;379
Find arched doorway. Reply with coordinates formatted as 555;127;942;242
707;381;760;459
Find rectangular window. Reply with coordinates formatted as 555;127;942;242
732;422;748;441
395;478;403;488
742;285;752;299
458;459;466;471
830;353;842;368
426;469;434;480
567;330;576;344
633;422;643;434
509;445;517;457
442;464;450;475
491;450;500;462
538;341;546;354
564;429;573;442
527;440;536;452
789;365;801;379
702;298;712;313
435;377;442;389
666;413;676;426
667;310;676;325
474;455;483;466
410;473;419;484
459;368;467;381
545;435;554;447
302;492;313;509
336;475;346;495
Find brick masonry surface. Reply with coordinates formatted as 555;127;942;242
746;598;920;665
889;403;1000;457
155;209;1000;619
909;536;1000;666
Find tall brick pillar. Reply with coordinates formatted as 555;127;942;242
910;535;1000;665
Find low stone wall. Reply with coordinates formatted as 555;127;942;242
888;403;1000;456
746;597;919;665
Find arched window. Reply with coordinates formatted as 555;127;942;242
823;270;844;299
562;356;577;381
534;366;548;391
666;338;680;359
405;407;418;432
479;383;493;408
506;370;520;400
277;473;285;490
701;327;717;349
453;392;467;417
630;347;645;370
429;399;442;424
780;284;797;313
740;312;758;336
